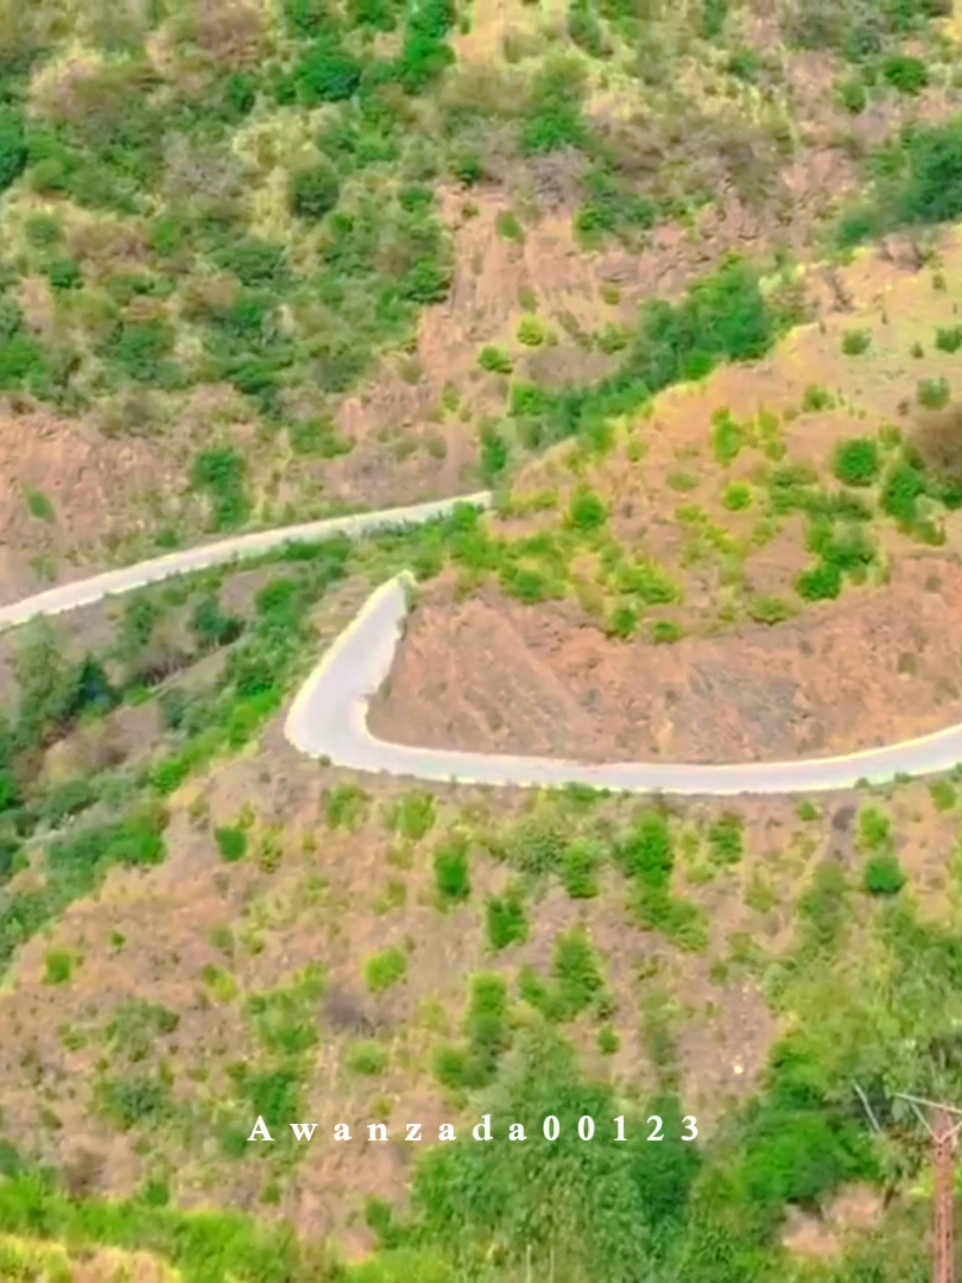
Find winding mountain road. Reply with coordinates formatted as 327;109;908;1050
2;491;960;796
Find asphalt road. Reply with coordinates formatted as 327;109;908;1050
3;491;960;796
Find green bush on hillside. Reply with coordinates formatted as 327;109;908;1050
833;437;881;486
863;852;906;895
289;163;341;219
296;42;363;103
434;834;471;904
486;889;528;950
567;487;607;532
796;561;843;601
881;54;928;95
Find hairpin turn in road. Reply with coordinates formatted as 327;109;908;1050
3;491;960;797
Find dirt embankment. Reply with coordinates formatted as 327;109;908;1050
369;555;962;764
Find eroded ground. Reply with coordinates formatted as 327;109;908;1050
370;551;962;763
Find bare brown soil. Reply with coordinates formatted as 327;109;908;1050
370;552;962;764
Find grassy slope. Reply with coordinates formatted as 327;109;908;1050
439;234;962;638
0;0;959;569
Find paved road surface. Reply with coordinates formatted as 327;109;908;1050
3;492;960;796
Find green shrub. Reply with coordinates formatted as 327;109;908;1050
46;257;83;291
394;790;436;841
721;482;752;511
797;862;849;952
567;487;607;532
320;783;367;829
552;927;605;1020
880;460;926;524
597;1025;620;1054
450;149;484;185
606;603;638;639
795;561;842;601
214;826;247;862
479;424;509;482
896;115;962;226
478;345;512;375
509;814;567;874
619;561;679;604
0;768;20;815
863;852;906;895
538;256;781;450
499;564;557;603
747;596;792;625
26;489;55;522
837;78;867;114
707;814;745;866
881;54;928;95
712;409;744;465
651;620;682;643
215;238;286;288
102;319;176;383
435;972;511;1090
465;972;510;1054
833;437;880;486
918;376;951;410
191;448;251;531
0;1170;315;1275
434;834;471;904
190;596;243;650
802;384;834;412
562;839;600;899
495;210;524;242
521;59;590;156
806;518;876;576
857;807;890;852
44;950;74;985
296;42;362;103
935;326;962;354
930;779;957;812
348;1041;389;1075
486;889;529;950
633;885;708;951
0;332;48;390
289;163;340;219
25;213;63;247
841;328;871;355
516;316;544;346
620;812;673;887
364;946;408;993
96;1075;172;1131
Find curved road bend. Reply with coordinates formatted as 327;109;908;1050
2;491;961;796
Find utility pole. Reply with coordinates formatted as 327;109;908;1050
893;1093;962;1283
